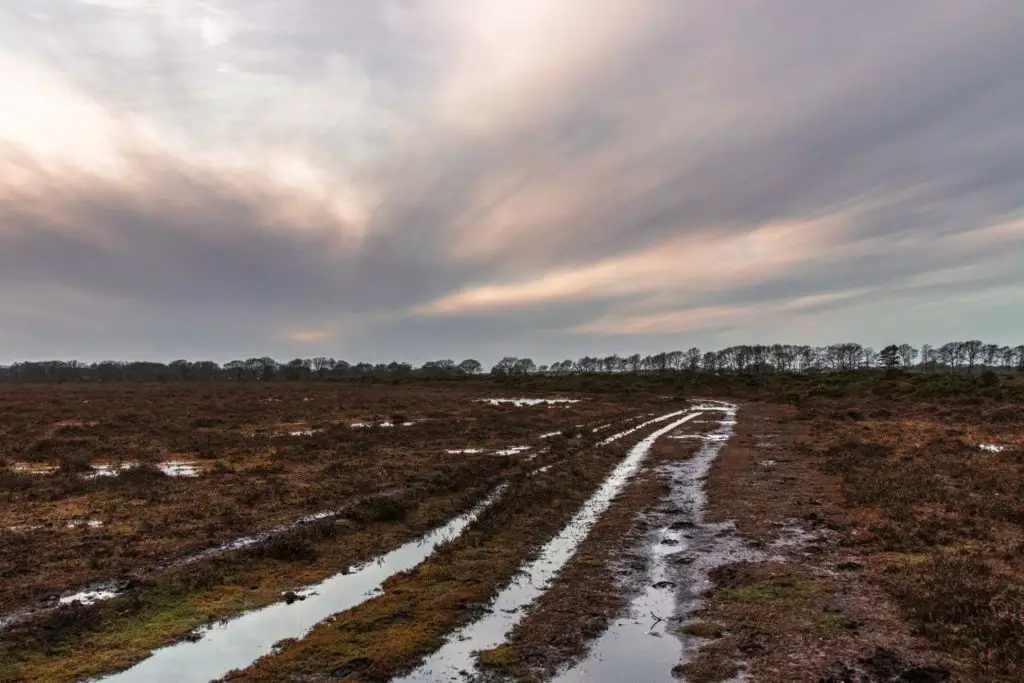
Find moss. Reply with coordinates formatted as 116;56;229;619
719;578;822;604
478;644;520;667
819;613;848;632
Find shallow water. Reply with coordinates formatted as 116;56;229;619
156;461;199;477
59;588;119;606
493;445;531;456
93;489;504;683
66;519;104;529
85;463;137;478
599;410;689;445
8;463;57;475
394;410;703;683
555;402;760;683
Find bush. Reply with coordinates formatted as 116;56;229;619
343;496;411;524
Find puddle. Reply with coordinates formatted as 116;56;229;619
445;448;484;455
288;429;318;437
94;488;505;683
539;431;563;439
599;410;690;446
668;433;729;442
78;462;200;479
156;461;200;477
67;519;104;529
394;410;703;682
480;398;580;407
350;421;416;428
978;444;1005;453
8;463;58;475
555;402;761;683
494;445;532;456
59;588;119;606
593;424;613;432
85;463;138;478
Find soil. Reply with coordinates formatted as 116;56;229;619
2;374;1021;682
685;390;1023;683
472;418;718;681
0;382;664;682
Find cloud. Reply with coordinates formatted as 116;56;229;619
1;1;1022;363
287;330;335;343
421;218;847;314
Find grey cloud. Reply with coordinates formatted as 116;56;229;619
1;1;1022;362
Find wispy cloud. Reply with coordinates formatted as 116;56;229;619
1;0;1022;362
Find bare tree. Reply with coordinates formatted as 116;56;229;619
938;343;958;374
603;354;623;373
998;346;1014;371
897;344;918;369
962;340;984;375
513;358;537;375
701;351;719;373
921;344;935;373
311;356;334;378
458;359;482;375
490;357;518;376
981;344;1000;369
626;353;642;374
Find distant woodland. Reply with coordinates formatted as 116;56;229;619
2;341;1022;383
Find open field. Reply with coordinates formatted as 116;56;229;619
1;375;1021;682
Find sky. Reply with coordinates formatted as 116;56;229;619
2;1;1022;365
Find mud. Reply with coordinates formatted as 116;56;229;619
395;411;704;682
556;403;762;682
94;488;505;683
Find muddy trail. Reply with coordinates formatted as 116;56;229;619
392;410;712;682
95;488;506;683
553;402;754;682
0;394;756;683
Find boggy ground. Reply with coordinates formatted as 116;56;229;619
0;381;664;682
683;376;1024;683
222;410;693;681
2;374;1020;683
470;416;720;682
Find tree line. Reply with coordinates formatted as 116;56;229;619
0;357;484;384
500;341;1024;377
1;341;1021;384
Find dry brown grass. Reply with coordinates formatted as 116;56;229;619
0;382;670;681
691;384;1023;682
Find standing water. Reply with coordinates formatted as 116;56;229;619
93;488;505;683
394;410;703;683
554;403;757;682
